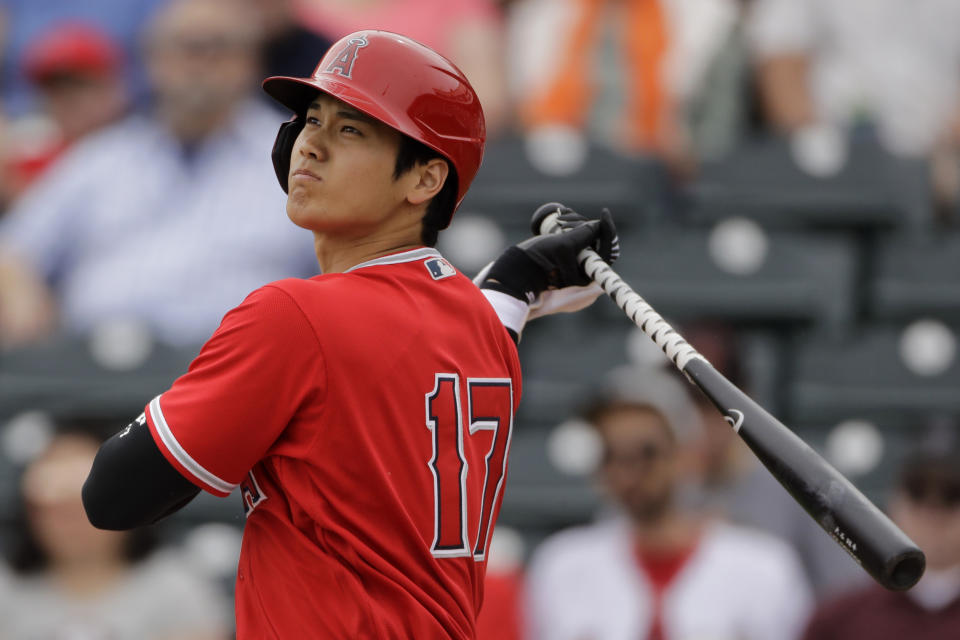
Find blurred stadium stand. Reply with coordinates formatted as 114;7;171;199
788;324;960;425
588;225;858;333
459;137;674;238
1;132;957;565
685;134;934;232
870;233;960;321
0;336;194;421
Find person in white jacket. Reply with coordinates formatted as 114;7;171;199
525;364;813;640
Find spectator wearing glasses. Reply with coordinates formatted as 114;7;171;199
801;429;960;640
524;364;812;640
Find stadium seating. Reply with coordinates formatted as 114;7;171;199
686;134;933;231
787;324;960;425
459;136;672;236
870;232;960;322
0;335;195;422
589;224;859;333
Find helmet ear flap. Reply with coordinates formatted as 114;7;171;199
271;117;305;193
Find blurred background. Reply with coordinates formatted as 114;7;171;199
1;0;960;638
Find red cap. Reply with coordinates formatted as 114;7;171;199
22;23;121;82
262;30;485;226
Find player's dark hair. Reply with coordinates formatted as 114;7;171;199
394;135;458;248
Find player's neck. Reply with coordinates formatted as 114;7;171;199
312;228;424;274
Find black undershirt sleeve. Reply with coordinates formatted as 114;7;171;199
82;414;201;531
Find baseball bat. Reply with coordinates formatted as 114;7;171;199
534;205;925;591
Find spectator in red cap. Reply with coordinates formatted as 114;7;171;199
5;22;129;196
22;22;128;141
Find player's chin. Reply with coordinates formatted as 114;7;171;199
285;195;325;231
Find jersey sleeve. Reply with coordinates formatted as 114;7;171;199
145;284;324;496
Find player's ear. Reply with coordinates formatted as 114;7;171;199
406;158;449;206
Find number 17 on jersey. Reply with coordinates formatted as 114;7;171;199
425;373;514;562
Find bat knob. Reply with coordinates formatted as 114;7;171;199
530;202;567;236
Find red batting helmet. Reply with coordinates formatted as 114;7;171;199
262;30;486;228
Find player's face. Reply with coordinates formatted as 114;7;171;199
597;406;679;524
285;93;414;236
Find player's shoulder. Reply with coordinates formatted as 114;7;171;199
259;276;322;298
257;273;394;310
220;280;318;340
234;279;307;309
290;250;489;307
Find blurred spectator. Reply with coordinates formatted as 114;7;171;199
682;390;868;599
801;429;960;640
524;365;812;640
508;0;746;177
0;103;12;210
0;0;317;348
0;0;167;113
249;0;333;78
22;22;127;143
0;426;230;639
292;0;509;133
748;0;960;207
3;22;129;199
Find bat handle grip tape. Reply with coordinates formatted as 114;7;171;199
539;212;705;371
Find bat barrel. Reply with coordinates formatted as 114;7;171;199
683;358;926;591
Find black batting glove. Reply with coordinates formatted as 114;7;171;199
480;203;619;302
541;204;620;267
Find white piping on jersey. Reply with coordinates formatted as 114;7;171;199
345;247;443;272
149;395;237;495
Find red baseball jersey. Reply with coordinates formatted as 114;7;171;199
144;247;522;639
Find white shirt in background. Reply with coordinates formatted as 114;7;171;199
748;0;960;157
525;516;813;640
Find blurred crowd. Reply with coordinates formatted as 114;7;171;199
0;0;959;638
3;0;960;347
478;362;960;640
1;0;960;347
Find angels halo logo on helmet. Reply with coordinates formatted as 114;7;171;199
322;35;368;79
262;30;486;229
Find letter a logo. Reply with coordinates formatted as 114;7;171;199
323;35;369;79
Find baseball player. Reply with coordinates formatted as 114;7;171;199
82;31;617;638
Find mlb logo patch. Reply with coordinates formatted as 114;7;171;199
425;257;456;280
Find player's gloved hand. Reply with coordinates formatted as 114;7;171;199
479;203;619;303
